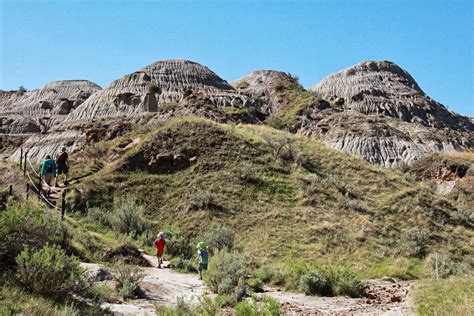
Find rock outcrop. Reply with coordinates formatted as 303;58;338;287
409;152;474;196
297;110;472;167
312;61;473;131
3;59;473;167
0;80;101;133
292;61;474;167
231;70;299;115
67;60;254;122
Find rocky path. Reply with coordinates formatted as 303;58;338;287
82;254;414;316
84;254;211;316
262;280;413;316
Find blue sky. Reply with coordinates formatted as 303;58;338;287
1;0;473;116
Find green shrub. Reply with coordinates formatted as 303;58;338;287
206;250;246;296
16;244;86;296
108;198;148;238
246;277;264;293
235;296;283;316
20;301;80;316
398;227;429;258
87;206;110;227
201;222;235;253
253;266;274;284
186;191;223;212
0;283;81;316
110;261;144;299
425;253;465;278
158;102;176;113
118;280;139;299
0;201;69;270
299;271;332;296
176;296;193;314
293;264;363;297
194;295;220;315
155;297;193;315
147;82;160;94
84;142;107;157
265;114;286;129
87;283;120;303
170;257;198;273
166;231;195;259
214;293;239;307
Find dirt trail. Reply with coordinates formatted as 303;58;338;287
90;254;212;316
82;254;414;316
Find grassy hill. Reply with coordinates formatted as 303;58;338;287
67;116;473;278
1;116;473;314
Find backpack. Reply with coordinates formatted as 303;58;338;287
45;161;53;173
199;249;209;263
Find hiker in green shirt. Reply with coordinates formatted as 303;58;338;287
195;242;208;280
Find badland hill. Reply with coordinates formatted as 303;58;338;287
1;59;472;167
1;59;473;315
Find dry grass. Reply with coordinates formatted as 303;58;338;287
64;116;473;278
413;276;474;315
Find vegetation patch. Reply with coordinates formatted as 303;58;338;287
413;276;474;316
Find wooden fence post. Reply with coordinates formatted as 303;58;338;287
39;173;42;196
23;152;28;176
9;185;12;196
20;148;23;171
26;183;29;199
61;190;66;219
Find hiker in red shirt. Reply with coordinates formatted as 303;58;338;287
154;232;166;268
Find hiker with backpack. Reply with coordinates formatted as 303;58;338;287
154;232;166;268
41;155;57;192
195;242;209;280
55;147;69;186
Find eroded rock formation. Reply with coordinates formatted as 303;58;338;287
231;70;299;115
0;80;101;133
312;61;472;131
298;61;474;167
2;59;473;167
67;60;254;122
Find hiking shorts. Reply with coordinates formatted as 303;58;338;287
57;164;69;175
198;263;208;271
43;174;55;186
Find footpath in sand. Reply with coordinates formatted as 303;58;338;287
89;254;211;315
82;254;414;316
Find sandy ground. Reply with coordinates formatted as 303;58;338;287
82;254;414;316
98;254;211;316
262;284;414;316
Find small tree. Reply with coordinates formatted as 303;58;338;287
18;85;27;92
